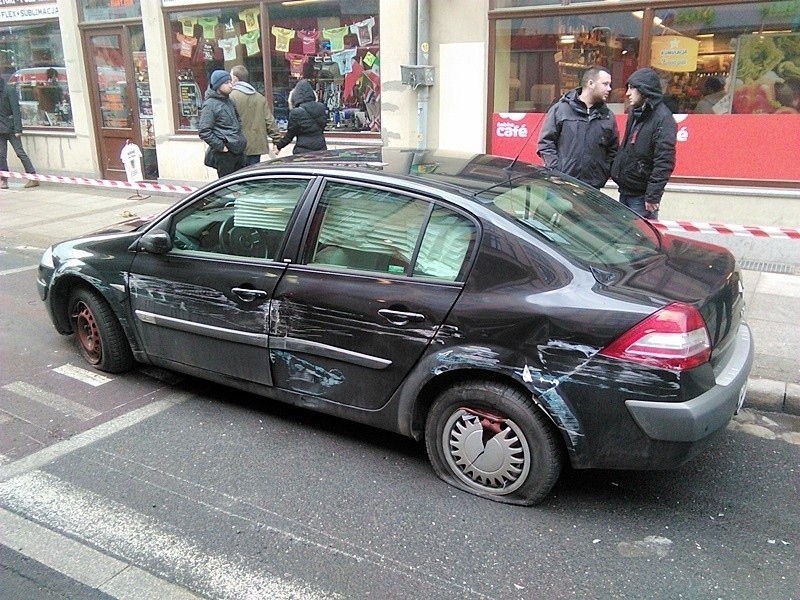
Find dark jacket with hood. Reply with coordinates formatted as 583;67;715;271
276;79;327;154
0;78;23;135
537;87;619;188
611;68;677;205
198;87;247;156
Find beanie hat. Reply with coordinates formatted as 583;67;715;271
626;68;663;100
209;70;231;91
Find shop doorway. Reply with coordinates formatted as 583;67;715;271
84;25;158;181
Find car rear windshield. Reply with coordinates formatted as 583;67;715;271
475;176;661;267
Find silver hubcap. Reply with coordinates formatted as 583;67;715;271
443;408;530;495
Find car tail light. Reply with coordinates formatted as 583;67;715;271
599;302;711;371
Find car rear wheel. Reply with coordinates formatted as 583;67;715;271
69;287;135;373
425;380;562;505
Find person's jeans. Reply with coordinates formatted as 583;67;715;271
619;192;658;220
0;133;36;177
245;155;262;166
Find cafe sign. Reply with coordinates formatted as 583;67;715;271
651;36;700;72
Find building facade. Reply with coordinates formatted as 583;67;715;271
1;0;798;190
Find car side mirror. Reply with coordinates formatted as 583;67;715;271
137;229;172;254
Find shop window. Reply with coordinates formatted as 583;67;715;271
169;1;380;134
0;23;72;128
650;3;800;115
170;5;262;130
267;1;380;132
494;12;642;115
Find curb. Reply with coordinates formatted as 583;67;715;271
745;379;800;416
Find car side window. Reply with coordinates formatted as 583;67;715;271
170;178;309;259
305;181;477;282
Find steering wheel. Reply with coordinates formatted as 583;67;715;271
218;216;268;257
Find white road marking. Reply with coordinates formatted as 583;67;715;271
3;381;101;420
53;363;113;386
1;506;202;600
0;390;191;483
0;264;38;276
0;471;337;600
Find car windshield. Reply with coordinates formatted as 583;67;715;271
475;176;661;266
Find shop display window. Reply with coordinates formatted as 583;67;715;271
170;1;380;134
170;5;263;130
0;22;72;128
494;11;642;115
651;3;800;115
267;1;380;132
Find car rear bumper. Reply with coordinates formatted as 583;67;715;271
625;322;753;443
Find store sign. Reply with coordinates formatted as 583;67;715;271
0;1;57;21
491;112;800;183
651;36;700;73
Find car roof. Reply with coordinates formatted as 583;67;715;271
247;147;548;197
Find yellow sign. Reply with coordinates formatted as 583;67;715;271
651;36;700;72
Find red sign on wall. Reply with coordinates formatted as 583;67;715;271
491;112;800;183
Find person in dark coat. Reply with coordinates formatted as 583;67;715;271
0;76;39;189
275;79;327;155
537;66;618;189
198;69;247;178
610;67;677;220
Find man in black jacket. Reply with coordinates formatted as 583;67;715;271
198;70;247;178
0;76;39;189
275;79;327;155
611;67;677;220
537;66;618;189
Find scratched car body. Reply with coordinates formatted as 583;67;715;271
37;148;753;505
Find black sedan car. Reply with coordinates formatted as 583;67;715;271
37;148;753;505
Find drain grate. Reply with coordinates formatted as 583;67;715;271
738;260;798;274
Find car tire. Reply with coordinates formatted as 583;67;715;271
425;380;562;505
68;287;135;373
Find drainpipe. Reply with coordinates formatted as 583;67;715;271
416;0;430;150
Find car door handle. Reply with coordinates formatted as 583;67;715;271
378;309;425;325
231;287;269;302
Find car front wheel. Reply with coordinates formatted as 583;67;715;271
69;287;135;373
425;380;562;505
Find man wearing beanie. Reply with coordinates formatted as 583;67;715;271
610;67;677;219
198;69;247;177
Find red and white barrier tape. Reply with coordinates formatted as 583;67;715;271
0;170;198;194
653;220;800;240
3;170;799;240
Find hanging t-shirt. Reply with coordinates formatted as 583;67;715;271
218;37;239;62
331;48;357;75
177;34;197;58
199;40;217;62
179;18;197;37
239;30;261;56
322;26;349;52
349;17;375;46
343;58;365;100
285;53;308;78
297;29;319;55
239;8;260;33
197;17;219;39
271;26;295;53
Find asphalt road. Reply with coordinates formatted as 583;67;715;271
1;242;799;599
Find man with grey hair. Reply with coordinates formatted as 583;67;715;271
229;65;282;166
537;65;619;189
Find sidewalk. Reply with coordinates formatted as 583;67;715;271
1;179;798;416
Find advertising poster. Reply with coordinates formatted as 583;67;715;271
731;33;800;114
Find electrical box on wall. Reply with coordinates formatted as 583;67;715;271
400;65;435;89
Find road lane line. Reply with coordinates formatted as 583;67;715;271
0;471;336;600
0;390;191;483
1;507;201;600
0;264;38;276
3;381;101;420
53;364;113;387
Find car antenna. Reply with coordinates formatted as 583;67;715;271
502;111;547;175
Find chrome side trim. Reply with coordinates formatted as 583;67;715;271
270;336;391;370
134;310;268;348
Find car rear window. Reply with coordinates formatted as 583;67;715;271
476;177;661;266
